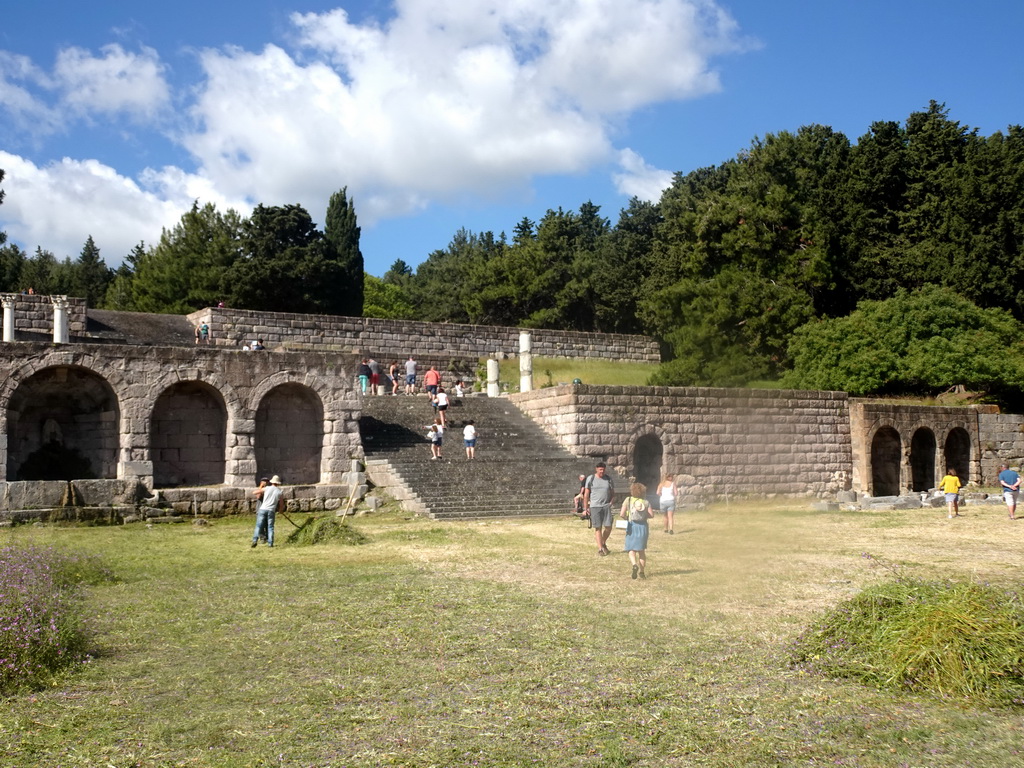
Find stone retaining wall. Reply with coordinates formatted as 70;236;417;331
511;384;852;499
978;411;1024;481
187;307;661;364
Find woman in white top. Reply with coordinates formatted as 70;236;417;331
657;473;678;535
434;387;450;426
463;420;476;459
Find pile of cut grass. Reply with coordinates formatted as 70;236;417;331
792;577;1024;706
284;515;369;546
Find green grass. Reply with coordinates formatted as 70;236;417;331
496;355;659;389
2;502;1024;766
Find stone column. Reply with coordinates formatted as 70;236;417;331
519;331;533;393
487;358;500;398
51;295;70;343
2;294;16;342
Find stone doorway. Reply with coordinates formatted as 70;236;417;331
151;381;227;487
5;366;119;481
632;433;663;507
910;427;937;491
870;426;902;496
944;427;971;483
255;383;324;485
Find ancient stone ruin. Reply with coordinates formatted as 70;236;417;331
2;293;1023;523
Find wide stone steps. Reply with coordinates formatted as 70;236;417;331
360;394;590;520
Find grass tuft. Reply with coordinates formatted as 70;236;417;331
792;573;1024;706
284;515;369;546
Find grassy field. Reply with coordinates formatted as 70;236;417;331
2;501;1024;767
496;356;659;389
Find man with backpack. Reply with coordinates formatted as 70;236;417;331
583;462;616;556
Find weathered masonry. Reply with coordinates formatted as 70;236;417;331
0;341;361;514
511;386;1024;498
5;293;1024;519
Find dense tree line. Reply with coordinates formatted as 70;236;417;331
384;102;1024;399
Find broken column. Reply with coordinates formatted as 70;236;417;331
519;331;533;393
487;358;500;398
2;295;15;342
51;295;70;344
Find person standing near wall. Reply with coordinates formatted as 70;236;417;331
356;358;371;395
368;357;381;395
424;365;441;397
938;468;962;518
252;475;283;548
584;462;615;556
390;361;401;396
998;463;1020;520
657;473;678;534
405;355;418;395
252;476;270;543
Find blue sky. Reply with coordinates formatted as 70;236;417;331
2;1;1022;277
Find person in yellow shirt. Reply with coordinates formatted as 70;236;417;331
937;467;962;518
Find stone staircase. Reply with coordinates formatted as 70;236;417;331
360;394;592;520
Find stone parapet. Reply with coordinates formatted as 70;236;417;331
0;293;87;339
187;307;661;364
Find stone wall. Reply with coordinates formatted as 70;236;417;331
2;293;87;338
978;411;1024;481
187;307;661;364
0;342;362;500
848;401;987;494
511;384;853;499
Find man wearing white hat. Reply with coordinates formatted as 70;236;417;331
252;475;283;548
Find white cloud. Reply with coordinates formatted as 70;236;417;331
613;148;674;202
54;44;170;121
0;151;218;262
180;0;744;219
0;52;62;136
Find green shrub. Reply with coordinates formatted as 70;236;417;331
792;575;1024;706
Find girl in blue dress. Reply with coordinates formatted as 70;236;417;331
619;482;654;579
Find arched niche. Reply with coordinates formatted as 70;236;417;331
632;433;663;507
944;427;972;484
910;427;937;491
255;383;325;485
151;381;227;487
870;426;902;496
6;365;119;480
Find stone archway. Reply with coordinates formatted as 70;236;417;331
151;381;227;487
944;427;971;484
870;426;902;496
255;383;324;485
910;427;937;492
5;365;119;480
632;433;663;507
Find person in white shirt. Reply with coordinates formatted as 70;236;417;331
251;475;283;548
463;420;477;459
434;387;450;426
